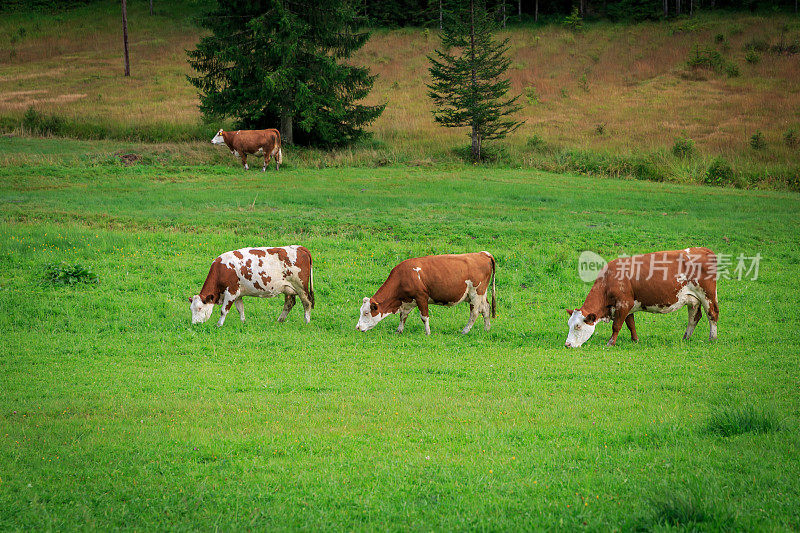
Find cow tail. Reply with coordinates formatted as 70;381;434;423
276;130;283;165
489;253;496;318
309;261;315;309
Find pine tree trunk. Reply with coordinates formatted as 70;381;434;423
676;0;681;16
121;0;130;76
518;0;521;19
469;0;479;162
149;0;153;15
663;0;668;17
280;110;293;145
502;2;506;28
535;0;539;22
690;0;693;16
580;0;586;17
439;0;442;30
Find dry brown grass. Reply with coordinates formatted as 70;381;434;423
0;4;798;171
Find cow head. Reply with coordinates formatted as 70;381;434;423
189;295;215;324
211;129;225;145
356;297;386;332
564;309;597;348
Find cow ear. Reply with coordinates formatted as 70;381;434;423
363;297;370;303
188;297;193;304
585;313;596;325
370;302;378;312
203;294;215;305
566;308;574;316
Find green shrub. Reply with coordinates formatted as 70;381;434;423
672;137;694;158
706;404;781;437
750;130;766;150
744;37;769;52
594;123;605;135
786;168;800;192
526;134;547;152
704;157;735;186
784;128;798;148
23;106;65;136
524;85;539;105
42;262;98;286
745;48;761;63
724;63;740;77
714;33;725;43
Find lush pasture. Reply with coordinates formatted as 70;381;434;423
1;156;799;530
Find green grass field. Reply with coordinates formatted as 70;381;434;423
1;152;799;529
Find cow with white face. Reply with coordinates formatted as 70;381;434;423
564;247;720;347
189;246;314;326
211;128;282;171
356;252;496;335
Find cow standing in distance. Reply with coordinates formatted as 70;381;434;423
356;252;496;335
211;128;283;171
189;246;314;326
565;247;720;347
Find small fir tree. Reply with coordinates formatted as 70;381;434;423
427;0;523;161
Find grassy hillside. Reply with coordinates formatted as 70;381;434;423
1;162;799;530
0;1;799;188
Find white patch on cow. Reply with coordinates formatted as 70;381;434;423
684;248;692;254
412;266;422;280
231;150;239;157
284;245;299;265
565;309;597;348
244;163;249;170
645;284;705;314
356;297;389;332
211;129;225;145
189;295;214;324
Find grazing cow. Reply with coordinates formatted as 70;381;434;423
189;245;314;326
564;247;719;347
211;128;283;171
356;252;496;335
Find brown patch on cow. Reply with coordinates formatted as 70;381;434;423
253;280;264;290
198;257;239;305
233;250;244;260
293;246;314;308
239;264;252;281
267;247;292;266
250;249;267;257
261;274;271;286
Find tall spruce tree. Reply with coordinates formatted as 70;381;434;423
427;0;522;161
187;0;384;146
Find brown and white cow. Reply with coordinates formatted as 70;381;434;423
189;246;314;326
211;128;283;171
565;247;720;347
356;252;496;335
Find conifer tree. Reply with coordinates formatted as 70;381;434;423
427;0;523;161
188;0;384;146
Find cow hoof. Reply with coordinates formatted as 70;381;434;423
277;316;287;323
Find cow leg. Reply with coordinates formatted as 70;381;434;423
262;152;270;172
241;153;248;170
297;292;312;324
683;298;702;339
217;291;238;327
625;313;638;342
416;297;431;335
481;293;492;332
278;294;296;322
704;295;719;341
461;302;479;334
397;307;410;333
235;298;245;323
608;303;631;346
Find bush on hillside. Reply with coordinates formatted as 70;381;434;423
672;137;694;158
704;158;736;187
750;130;766;150
784;128;798;148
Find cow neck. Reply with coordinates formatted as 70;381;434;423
372;284;402;315
198;262;222;304
222;131;234;150
581;275;610;320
